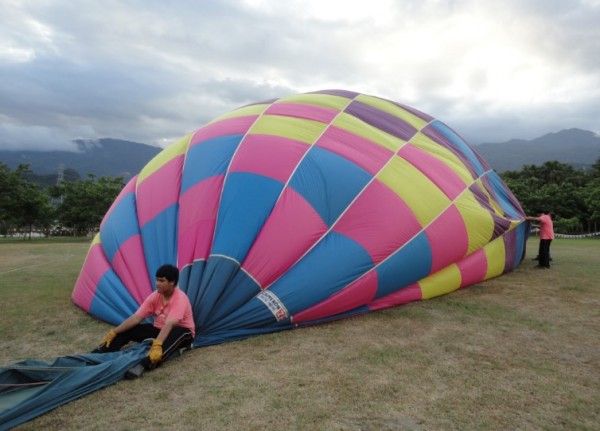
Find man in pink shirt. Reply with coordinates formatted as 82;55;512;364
526;211;554;269
93;264;195;376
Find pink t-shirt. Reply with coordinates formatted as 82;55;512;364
136;287;196;337
539;214;554;240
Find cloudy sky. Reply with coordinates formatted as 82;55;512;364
1;0;599;152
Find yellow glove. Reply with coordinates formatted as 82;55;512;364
148;339;163;364
102;330;117;347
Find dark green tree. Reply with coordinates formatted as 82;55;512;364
0;163;54;237
0;163;15;234
582;175;600;231
590;158;600;179
501;160;593;234
53;175;124;235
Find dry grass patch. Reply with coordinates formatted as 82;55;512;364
1;237;599;430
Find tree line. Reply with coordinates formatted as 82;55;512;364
0;163;124;237
500;158;600;234
1;157;600;239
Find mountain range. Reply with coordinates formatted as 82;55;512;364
0;138;162;183
474;128;600;172
1;129;599;183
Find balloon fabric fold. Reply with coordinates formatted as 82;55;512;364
72;90;528;347
0;344;150;430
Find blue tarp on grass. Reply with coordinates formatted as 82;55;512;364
0;342;150;430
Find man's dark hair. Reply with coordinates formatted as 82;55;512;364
156;264;179;284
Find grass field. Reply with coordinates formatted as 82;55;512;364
1;237;599;430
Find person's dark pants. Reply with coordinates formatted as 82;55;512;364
539;239;552;268
92;324;193;369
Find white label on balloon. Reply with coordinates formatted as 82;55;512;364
256;290;289;321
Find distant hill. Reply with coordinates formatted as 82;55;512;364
0;138;162;181
474;128;600;172
1;129;599;180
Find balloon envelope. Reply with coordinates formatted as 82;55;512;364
73;90;527;346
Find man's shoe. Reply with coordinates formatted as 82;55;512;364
126;363;145;379
91;344;108;354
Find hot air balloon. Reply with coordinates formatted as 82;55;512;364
72;89;528;347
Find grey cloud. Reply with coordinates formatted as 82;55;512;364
0;123;93;151
0;0;599;152
505;0;600;72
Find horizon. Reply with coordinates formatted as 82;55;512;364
1;126;598;154
1;1;599;151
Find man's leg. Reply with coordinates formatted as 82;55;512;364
93;324;158;353
162;326;194;361
533;239;542;261
539;239;551;268
132;326;192;372
545;240;552;267
127;326;193;378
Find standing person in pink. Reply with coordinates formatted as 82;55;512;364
527;211;555;269
93;264;195;376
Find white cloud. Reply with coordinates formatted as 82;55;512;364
0;122;93;151
0;0;598;151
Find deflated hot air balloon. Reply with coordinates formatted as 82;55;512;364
73;89;528;346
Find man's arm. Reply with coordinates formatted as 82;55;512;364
99;314;144;348
147;318;181;365
155;319;179;342
113;314;144;334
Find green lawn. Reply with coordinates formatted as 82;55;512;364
1;237;599;430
